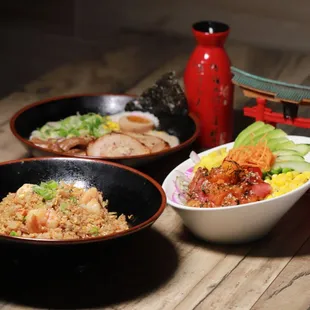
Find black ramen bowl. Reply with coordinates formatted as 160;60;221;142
0;157;166;247
10;94;200;167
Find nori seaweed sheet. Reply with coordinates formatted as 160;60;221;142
125;71;188;117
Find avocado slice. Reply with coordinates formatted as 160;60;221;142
276;155;305;162
243;124;275;145
272;160;310;173
266;129;287;140
274;150;300;157
267;138;292;151
284;144;310;156
234;121;267;148
270;140;296;152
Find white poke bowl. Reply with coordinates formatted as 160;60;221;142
162;135;310;244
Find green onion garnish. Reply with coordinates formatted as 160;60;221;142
33;113;111;140
60;202;68;213
70;196;77;204
33;180;59;201
90;226;99;236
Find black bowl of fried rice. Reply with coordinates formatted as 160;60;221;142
0;157;166;248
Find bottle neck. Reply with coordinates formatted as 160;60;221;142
193;30;229;47
192;21;230;47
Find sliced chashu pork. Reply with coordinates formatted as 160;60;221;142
58;136;94;152
30;137;63;152
124;132;169;153
66;148;87;156
146;131;180;148
87;132;150;157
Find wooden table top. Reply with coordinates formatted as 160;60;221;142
0;34;310;310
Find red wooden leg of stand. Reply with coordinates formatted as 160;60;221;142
255;98;277;127
256;98;266;121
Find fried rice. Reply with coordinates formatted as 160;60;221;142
0;181;129;240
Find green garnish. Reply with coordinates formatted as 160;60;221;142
32;113;112;140
90;226;99;236
33;180;59;201
263;169;280;179
10;231;17;236
270;168;283;175
70;196;78;204
263;167;294;180
282;168;293;173
60;202;68;213
58;128;68;137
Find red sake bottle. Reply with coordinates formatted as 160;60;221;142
184;21;234;148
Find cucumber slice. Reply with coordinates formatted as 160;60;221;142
272;160;310;173
274;150;300;157
234;121;267;148
276;155;305;162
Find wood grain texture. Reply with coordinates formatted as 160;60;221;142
251;236;310;310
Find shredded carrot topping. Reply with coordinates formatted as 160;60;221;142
225;140;276;172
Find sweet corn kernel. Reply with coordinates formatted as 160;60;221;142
103;120;120;131
303;171;310;178
294;174;308;182
266;170;310;199
285;172;294;180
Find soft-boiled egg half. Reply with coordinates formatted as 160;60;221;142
109;112;160;134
